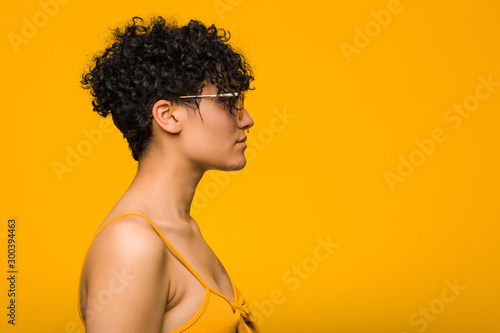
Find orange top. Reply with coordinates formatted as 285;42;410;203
77;211;259;333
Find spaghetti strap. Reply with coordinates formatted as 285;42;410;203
120;212;213;290
78;211;256;332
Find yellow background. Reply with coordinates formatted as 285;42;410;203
1;0;499;332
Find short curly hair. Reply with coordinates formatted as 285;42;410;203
81;16;254;161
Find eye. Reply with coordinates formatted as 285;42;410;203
216;96;238;114
216;96;231;106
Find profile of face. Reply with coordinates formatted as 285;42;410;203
150;83;254;172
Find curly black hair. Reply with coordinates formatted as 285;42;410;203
81;16;254;161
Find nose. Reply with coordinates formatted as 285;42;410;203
240;107;254;131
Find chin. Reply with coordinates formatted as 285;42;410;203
222;156;247;172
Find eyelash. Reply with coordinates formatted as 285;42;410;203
216;97;237;112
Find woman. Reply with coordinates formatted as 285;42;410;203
77;16;259;333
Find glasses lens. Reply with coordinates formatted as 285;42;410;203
237;94;244;120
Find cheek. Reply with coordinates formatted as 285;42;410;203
204;108;236;139
185;110;236;156
205;116;235;150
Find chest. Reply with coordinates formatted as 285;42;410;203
162;232;234;301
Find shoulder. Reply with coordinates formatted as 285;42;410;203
86;214;167;270
82;214;169;331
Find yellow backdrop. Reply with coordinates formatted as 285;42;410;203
1;0;499;332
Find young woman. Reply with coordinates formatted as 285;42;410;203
77;16;259;333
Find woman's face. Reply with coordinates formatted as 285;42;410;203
180;83;254;172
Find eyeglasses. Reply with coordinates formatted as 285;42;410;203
149;92;245;120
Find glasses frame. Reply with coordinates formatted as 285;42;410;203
149;92;244;120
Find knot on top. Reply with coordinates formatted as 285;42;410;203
233;304;259;332
233;304;252;321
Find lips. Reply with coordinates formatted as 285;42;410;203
236;137;247;143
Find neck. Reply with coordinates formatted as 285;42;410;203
124;149;205;223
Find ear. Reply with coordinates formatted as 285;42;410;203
151;99;183;134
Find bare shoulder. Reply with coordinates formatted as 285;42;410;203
82;215;169;332
85;215;167;272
